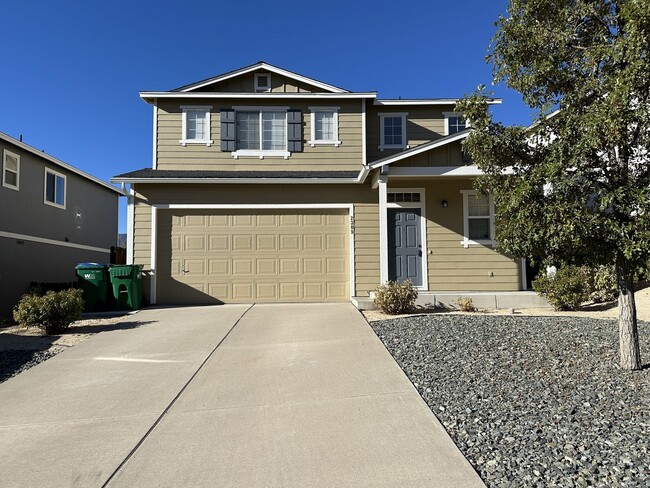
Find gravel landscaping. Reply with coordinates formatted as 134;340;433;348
370;315;649;487
0;347;67;383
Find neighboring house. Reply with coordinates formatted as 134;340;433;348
111;61;532;307
0;132;123;321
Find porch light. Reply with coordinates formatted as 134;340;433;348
441;200;449;208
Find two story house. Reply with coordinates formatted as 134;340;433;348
112;62;537;308
0;131;122;321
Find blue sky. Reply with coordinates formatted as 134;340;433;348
0;0;529;233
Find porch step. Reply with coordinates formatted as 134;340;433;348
352;291;550;311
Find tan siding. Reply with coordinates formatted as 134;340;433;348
155;99;363;171
392;142;466;167
354;202;380;296
389;178;521;291
201;72;317;93
131;183;379;299
366;104;456;164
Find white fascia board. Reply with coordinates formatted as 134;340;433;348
0;131;125;195
178;62;350;94
139;92;377;103
389;166;484;177
110;177;362;185
366;131;470;170
375;99;502;105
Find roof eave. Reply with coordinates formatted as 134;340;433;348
110;177;362;185
139;92;377;103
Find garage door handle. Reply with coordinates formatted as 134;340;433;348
181;267;189;275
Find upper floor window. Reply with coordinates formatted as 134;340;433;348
2;149;20;191
379;113;407;150
445;113;467;135
255;73;271;92
180;105;213;146
461;190;494;248
44;168;66;209
221;107;302;158
309;107;340;146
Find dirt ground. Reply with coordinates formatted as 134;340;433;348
0;313;136;352
362;286;650;322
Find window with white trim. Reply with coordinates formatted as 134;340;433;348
2;149;19;190
44;168;66;209
180;105;213;146
461;190;495;247
379;113;407;150
445;113;467;135
255;73;271;92
309;107;340;146
235;109;288;156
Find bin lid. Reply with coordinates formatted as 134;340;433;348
75;263;108;270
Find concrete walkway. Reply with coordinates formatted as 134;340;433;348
0;303;483;487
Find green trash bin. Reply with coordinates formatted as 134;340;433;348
109;265;143;310
75;263;111;312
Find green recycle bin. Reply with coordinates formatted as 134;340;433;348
109;265;143;310
75;263;111;312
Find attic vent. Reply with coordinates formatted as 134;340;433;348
255;73;271;92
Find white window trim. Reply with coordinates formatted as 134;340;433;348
254;73;271;92
460;189;495;248
2;149;20;191
231;106;291;159
308;106;341;147
443;111;468;136
378;112;408;151
44;167;67;209
180;105;213;146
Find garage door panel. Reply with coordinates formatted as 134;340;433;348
209;236;229;251
158;209;349;304
232;235;253;251
256;235;277;251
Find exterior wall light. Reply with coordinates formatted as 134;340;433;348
441;200;448;208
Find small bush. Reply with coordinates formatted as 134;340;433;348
532;266;589;311
454;296;477;312
13;288;84;335
373;280;418;314
587;265;617;303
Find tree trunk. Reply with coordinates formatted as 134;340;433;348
616;260;641;370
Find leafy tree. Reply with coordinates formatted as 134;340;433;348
457;0;650;370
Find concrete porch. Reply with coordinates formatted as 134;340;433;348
352;291;550;311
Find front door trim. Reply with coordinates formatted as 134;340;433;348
381;187;428;291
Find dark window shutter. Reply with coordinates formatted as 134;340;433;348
220;109;235;151
287;110;303;152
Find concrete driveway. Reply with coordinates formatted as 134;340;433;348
0;303;483;487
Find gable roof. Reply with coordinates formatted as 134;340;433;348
172;61;350;94
0;131;123;194
365;129;471;170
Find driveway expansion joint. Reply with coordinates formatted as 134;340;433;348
100;304;255;488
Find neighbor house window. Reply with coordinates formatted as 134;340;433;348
44;168;66;209
445;113;467;135
461;190;494;247
180;105;213;146
309;107;340;146
2;149;20;190
379;113;407;150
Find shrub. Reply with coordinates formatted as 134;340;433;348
13;288;84;335
373;280;418;314
532;265;589;311
454;296;477;312
587;265;617;303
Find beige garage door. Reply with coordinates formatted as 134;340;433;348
157;209;350;304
